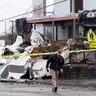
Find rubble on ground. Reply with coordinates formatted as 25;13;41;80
0;30;95;80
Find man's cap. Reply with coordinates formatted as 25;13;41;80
57;50;62;53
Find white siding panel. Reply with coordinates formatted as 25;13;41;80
54;0;70;17
58;26;64;40
83;0;96;10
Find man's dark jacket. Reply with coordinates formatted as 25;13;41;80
46;54;64;71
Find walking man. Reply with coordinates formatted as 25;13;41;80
46;50;64;92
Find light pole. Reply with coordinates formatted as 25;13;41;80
9;20;14;44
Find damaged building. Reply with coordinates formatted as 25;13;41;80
0;0;96;80
26;0;96;79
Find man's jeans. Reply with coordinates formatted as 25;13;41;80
50;69;59;88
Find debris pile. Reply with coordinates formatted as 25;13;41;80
0;30;95;80
31;40;67;59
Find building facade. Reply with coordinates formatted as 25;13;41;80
32;0;53;35
27;0;96;42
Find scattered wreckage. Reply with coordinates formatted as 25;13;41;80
0;30;95;80
0;30;51;80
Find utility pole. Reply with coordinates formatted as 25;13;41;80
5;21;7;45
71;0;76;39
43;0;46;16
72;0;75;13
52;20;54;42
5;21;6;36
9;20;14;44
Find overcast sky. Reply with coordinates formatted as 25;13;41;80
0;0;54;35
0;0;32;35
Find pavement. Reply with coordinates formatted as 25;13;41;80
30;79;96;86
0;79;96;96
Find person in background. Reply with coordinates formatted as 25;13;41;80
46;50;64;92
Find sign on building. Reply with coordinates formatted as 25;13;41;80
33;0;45;18
33;4;42;17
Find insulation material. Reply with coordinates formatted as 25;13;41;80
32;60;51;78
0;40;5;47
0;46;34;79
8;56;31;79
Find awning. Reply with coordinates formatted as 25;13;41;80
27;16;77;24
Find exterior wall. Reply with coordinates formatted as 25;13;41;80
34;24;44;34
57;25;68;40
44;26;53;42
32;0;44;18
32;0;44;34
32;0;70;40
54;0;70;17
44;24;68;41
53;0;71;40
32;0;96;41
83;0;96;10
54;0;96;15
57;26;63;40
64;25;68;39
46;0;54;16
32;24;44;34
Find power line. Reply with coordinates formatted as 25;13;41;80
22;3;33;18
0;0;67;22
